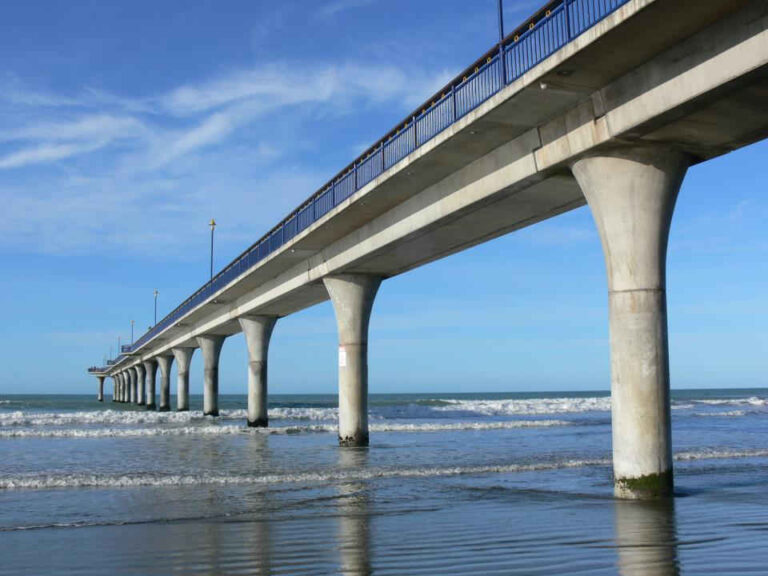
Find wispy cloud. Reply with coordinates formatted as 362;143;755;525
318;0;376;18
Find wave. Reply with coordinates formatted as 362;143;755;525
430;397;612;416
2;448;767;490
0;459;609;490
674;448;768;461
0;419;570;439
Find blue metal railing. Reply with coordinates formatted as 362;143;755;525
120;0;630;360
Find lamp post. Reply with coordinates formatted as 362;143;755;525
130;320;135;345
153;289;159;325
118;336;121;356
209;218;216;283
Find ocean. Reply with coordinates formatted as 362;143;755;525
0;389;766;575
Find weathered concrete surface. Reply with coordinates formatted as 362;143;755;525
572;146;688;499
143;359;158;410
172;348;195;412
156;355;173;412
135;363;146;406
239;316;277;427
128;368;137;404
197;335;225;417
324;275;381;447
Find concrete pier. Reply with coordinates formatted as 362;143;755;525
97;376;104;402
156;355;173;412
172;347;195;412
323;274;382;447
572;146;688;499
197;335;225;417
143;359;158;410
120;373;126;403
128;367;137;404
135;364;146;406
116;374;122;402
239;316;277;427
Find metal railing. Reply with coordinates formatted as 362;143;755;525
120;0;630;360
88;366;109;374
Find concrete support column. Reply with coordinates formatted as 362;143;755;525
197;335;226;417
323;274;382;447
119;373;126;403
143;359;158;410
156;355;173;412
135;364;146;406
572;146;688;499
172;347;195;412
97;376;105;402
239;316;278;427
116;374;122;402
111;377;116;402
128;367;137;404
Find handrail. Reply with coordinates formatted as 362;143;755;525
117;0;630;362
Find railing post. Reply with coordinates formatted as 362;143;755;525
451;84;457;122
566;0;573;39
354;162;358;191
380;142;385;173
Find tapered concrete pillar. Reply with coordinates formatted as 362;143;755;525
572;146;688;499
111;377;116;402
97;376;105;402
156;355;173;412
323;274;382;447
197;335;225;417
239;316;278;427
172;347;195;412
143;359;158;410
119;373;126;403
116;374;122;402
135;364;146;406
128;367;137;404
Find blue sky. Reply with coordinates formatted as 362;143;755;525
0;0;765;395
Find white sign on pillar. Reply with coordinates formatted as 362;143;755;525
338;346;347;368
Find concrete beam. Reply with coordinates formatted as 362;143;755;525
197;335;225;417
323;274;382;447
172;347;195;412
572;145;688;498
156;355;173;412
239;316;277;427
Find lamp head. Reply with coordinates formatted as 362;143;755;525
209;218;216;230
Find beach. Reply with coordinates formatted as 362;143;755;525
1;389;766;575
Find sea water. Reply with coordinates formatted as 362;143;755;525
0;390;766;575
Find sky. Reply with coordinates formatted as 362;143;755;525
0;0;765;395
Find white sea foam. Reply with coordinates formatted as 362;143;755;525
3;447;766;490
692;410;749;418
674;448;768;461
432;397;612;416
689;397;766;407
0;459;609;490
0;419;569;439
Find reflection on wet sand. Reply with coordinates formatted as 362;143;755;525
614;498;680;576
338;448;372;576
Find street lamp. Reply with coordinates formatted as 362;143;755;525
209;218;216;283
153;289;159;325
130;320;135;345
497;0;506;84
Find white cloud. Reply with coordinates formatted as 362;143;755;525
318;0;376;18
0;141;107;169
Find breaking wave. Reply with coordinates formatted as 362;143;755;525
0;419;569;439
2;448;766;490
